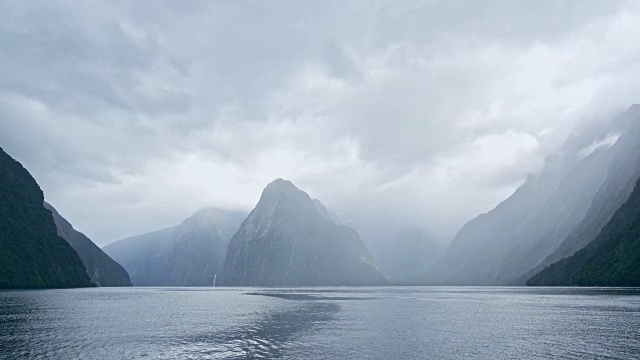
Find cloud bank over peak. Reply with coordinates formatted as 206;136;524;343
1;0;639;245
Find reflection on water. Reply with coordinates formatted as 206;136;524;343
181;297;339;359
1;287;640;359
247;291;374;301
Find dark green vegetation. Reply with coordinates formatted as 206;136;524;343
528;179;640;286
45;203;131;287
0;147;92;289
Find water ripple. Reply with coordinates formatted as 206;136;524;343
0;287;639;359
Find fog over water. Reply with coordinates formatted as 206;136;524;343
2;1;640;248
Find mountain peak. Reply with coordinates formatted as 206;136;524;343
246;180;342;228
621;103;640;121
628;103;640;116
221;181;386;286
264;178;300;193
189;207;227;221
258;178;313;209
180;207;245;233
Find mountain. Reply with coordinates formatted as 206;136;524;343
0;147;92;289
377;228;443;282
103;208;246;286
528;178;640;286
220;179;388;286
425;106;638;285
44;203;131;287
523;105;640;282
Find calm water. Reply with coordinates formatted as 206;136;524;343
1;287;640;359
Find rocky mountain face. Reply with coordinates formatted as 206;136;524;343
426;106;639;285
524;105;640;282
528;178;640;286
103;208;245;286
0;147;92;289
44;203;131;287
220;179;388;286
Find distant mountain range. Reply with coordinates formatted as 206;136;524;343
426;104;640;286
220;179;388;286
0;147;92;289
104;208;246;286
344;211;444;284
3;105;640;289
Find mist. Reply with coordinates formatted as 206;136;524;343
4;2;640;359
0;1;638;248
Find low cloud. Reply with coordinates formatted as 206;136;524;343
1;0;639;245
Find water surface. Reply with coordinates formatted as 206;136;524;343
1;287;639;359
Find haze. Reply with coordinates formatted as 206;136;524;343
1;0;640;246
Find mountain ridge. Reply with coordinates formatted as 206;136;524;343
0;147;92;289
220;179;388;286
45;202;132;287
425;106;638;285
528;177;640;286
104;207;246;286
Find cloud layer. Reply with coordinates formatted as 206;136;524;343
1;0;639;245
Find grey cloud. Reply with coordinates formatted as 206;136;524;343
0;0;189;116
0;0;639;245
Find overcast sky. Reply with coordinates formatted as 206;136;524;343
1;0;640;246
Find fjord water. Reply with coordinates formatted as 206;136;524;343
1;288;639;359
